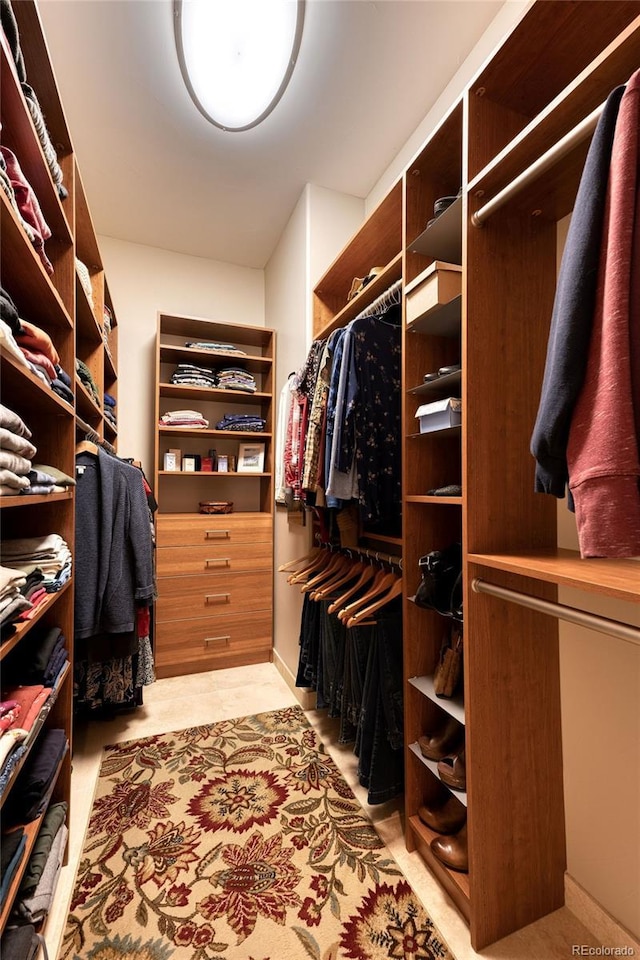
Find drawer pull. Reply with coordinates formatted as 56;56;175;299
205;558;231;568
205;593;230;604
206;530;230;539
204;635;231;646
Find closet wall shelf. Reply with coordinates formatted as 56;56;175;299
159;383;271;405
409;741;468;806
468;550;640;604
0;491;74;510
158;470;270;479
406;495;462;506
0;662;71;810
0;580;72;662
408;370;462;397
409;425;461;440
74;166;102;269
104;349;117;383
0;350;74;418
75;377;102;419
0;40;73;244
314;252;403;341
159;343;273;374
409;197;462;264
158;426;272;441
408;815;471;911
408;675;465;723
1;194;73;329
75;277;103;344
407;295;461;338
0;742;69;936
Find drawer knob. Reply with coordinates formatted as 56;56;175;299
205;593;230;604
206;530;230;539
205;558;231;567
204;635;231;646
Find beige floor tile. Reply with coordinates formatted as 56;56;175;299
44;663;608;960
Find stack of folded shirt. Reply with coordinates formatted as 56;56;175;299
12;803;68;925
170;362;218;388
185;339;247;357
0;730;28;794
0;827;26;910
216;413;266;432
103;393;117;430
0;566;32;629
75;358;100;405
217;366;257;393
75;258;94;309
0;146;53;275
1;534;72;594
52;363;73;405
0;685;51;739
3;627;68;690
0;404;36;495
0;922;40;960
2;727;67;825
23;465;69;497
159;409;209;428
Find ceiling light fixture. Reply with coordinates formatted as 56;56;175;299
174;0;305;132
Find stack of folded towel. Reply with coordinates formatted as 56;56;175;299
185;339;247;357
216;413;266;432
170;363;218;388
159;409;209;428
216;366;256;393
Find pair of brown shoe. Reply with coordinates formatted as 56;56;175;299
418;716;466;792
418;790;468;872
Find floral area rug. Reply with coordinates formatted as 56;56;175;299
60;705;454;960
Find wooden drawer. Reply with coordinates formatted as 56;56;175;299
157;512;271;547
156;569;272;622
406;261;462;330
155;610;272;678
156;541;272;577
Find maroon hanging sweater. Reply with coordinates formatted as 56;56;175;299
567;69;640;558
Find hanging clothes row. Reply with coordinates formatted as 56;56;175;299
275;281;402;539
74;438;156;714
282;544;404;804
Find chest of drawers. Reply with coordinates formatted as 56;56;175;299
155;513;273;677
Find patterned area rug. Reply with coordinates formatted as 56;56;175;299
60;705;454;960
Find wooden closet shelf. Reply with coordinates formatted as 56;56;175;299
468;549;640;604
0;349;74;418
409;741;467;806
408;425;461;440
158;471;270;478
314;252;403;341
159;383;271;405
408;370;462;397
408;675;465;724
407;815;471;913
0;580;73;662
0;491;73;510
159;343;272;373
158;426;271;440
104;349;117;383
405;495;462;506
408;197;462;265
75;275;102;344
75;377;102;419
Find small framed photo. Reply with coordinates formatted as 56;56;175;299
182;455;196;472
217;454;229;473
164;452;178;471
237;442;265;473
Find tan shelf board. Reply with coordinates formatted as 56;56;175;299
358;532;402;547
0;662;71;810
0;580;72;663
0;42;72;244
314;252;403;341
158;471;270;478
408;425;461;440
158;426;271;440
405;495;462;506
159;342;272;372
159;313;274;350
468;549;640;604
406;294;461;338
408;198;462;264
469;10;640;190
74;164;103;269
1;349;74;417
75;376;102;418
0;491;74;509
75;275;103;344
408;370;461;397
159;383;271;404
0;741;69;934
408;675;465;724
1;194;73;329
158;510;273;520
407;815;471;908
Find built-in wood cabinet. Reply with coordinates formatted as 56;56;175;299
0;0;119;939
153;313;275;677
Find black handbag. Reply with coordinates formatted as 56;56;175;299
414;542;463;619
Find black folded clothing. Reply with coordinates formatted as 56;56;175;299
0;923;40;960
4;728;67;824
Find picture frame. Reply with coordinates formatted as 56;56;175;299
217;454;229;473
237;442;265;473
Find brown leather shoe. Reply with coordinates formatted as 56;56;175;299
418;794;466;835
418;715;464;761
431;822;468;872
437;749;466;791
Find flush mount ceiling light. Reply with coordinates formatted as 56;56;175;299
174;0;305;132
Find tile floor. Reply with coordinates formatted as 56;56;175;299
45;663;611;959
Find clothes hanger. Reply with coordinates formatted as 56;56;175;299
311;557;365;601
345;576;403;628
327;562;377;614
287;548;333;584
300;552;350;593
337;567;399;622
75;439;100;456
278;546;321;573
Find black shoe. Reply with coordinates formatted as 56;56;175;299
426;484;462;496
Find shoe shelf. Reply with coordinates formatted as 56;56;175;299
468;549;640;605
409;741;468;807
407;815;471;913
408;369;461;397
409;674;465;724
408;196;462;265
408;425;461;440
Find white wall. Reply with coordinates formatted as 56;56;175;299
97;236;264;475
265;184;363;688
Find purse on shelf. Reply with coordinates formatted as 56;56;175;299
433;621;463;698
414;541;462;619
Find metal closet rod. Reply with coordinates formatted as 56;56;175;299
471;100;606;228
472;578;640;647
313;536;402;569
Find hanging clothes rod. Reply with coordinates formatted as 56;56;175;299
471;100;605;228
472;577;640;647
357;279;402;320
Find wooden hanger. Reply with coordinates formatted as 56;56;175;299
288;548;332;584
300;552;349;593
337;568;399;622
327;563;377;614
75;439;99;456
345;576;403;627
311;558;365;601
278;546;321;573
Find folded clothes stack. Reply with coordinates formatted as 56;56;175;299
1;534;72;595
216;413;266;432
75;358;100;404
0;565;32;630
170;362;218;388
0;290;72;403
0;404;36;495
217;366;256;393
0;147;53;275
160;409;209;427
12;803;68;925
185;339;247;357
75;258;94;309
103;392;117;429
3;626;69;689
0;827;26;910
0;922;40;960
2;727;67;825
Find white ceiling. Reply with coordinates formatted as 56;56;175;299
39;0;504;269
